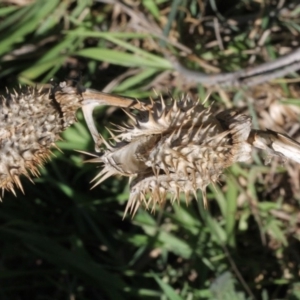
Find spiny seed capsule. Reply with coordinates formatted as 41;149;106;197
0;81;83;196
0;81;153;199
87;95;253;216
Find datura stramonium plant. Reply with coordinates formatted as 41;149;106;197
1;81;300;217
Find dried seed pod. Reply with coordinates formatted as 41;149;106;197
88;95;253;216
0;81;84;195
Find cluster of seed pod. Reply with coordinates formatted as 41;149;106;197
1;82;300;217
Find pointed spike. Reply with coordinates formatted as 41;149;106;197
159;108;167;120
28;176;35;184
174;120;186;140
75;150;99;158
170;194;176;204
140;192;147;207
52;143;63;153
10;186;17;197
175;186;180;205
110;122;127;132
194;123;204;138
90;167;110;183
134;98;143;110
199;123;211;137
99;133;113;151
149;197;156;213
192;188;198;200
13;175;24;194
149;96;155;107
185;105;195;116
132;197;141;217
206;101;214;113
123;196;134;219
105;126;121;142
172;98;178;112
172;108;183;125
128;176;134;185
197;107;208;120
90;171;115;189
160;95;166;111
151;165;159;178
151;198;157;213
152;185;160;203
122;109;137;123
84;157;103;164
147;111;157;125
162;161;170;176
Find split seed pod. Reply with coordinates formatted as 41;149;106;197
87;95;253;216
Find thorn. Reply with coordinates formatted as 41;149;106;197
122;109;137;123
172;98;178;112
90;169;115;189
175;186;180;205
52;143;63;153
152;165;159;178
149;97;155;107
99;133;113;151
147;110;156;125
128;176;134;185
105;127;121;142
132;197;141;217
13;175;24;194
192;188;198;200
135;98;143;110
75;150;99;158
123;197;133;219
10;186;17;197
84;157;102;164
13;88;18;97
160;95;166;111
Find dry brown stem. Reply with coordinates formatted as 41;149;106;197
170;48;300;87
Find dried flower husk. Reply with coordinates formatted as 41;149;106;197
88;95;253;216
0;81;83;196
